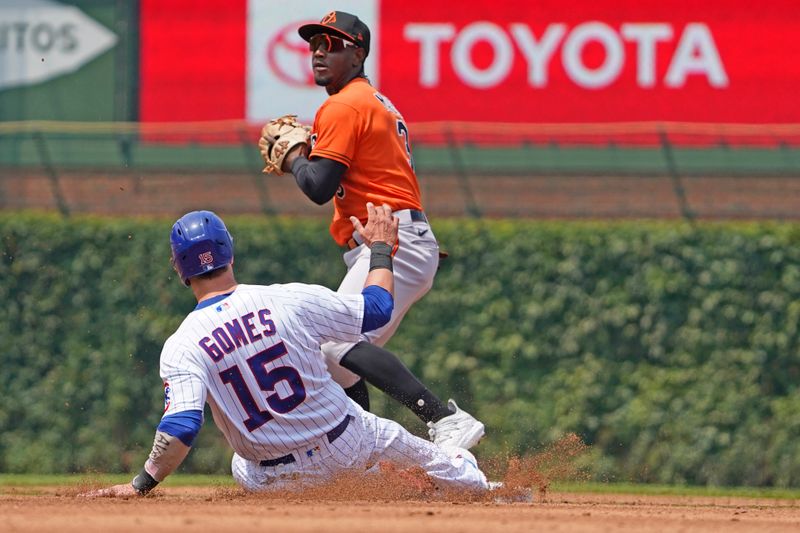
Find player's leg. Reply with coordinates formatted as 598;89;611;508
362;219;441;346
231;452;288;492
324;222;485;447
342;344;485;449
344;380;369;411
322;226;451;422
231;452;322;492
353;402;488;492
328;222;440;345
230;413;369;492
341;341;450;422
324;220;485;448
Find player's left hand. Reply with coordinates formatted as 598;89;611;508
78;483;138;498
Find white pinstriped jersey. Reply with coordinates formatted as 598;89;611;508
160;283;364;461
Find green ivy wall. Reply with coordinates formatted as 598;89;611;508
2;214;799;486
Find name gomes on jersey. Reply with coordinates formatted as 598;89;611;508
198;308;277;363
196;306;308;432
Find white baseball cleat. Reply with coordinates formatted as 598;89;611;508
427;399;485;449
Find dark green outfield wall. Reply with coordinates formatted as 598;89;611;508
3;214;800;486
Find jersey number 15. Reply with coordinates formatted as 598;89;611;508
219;341;306;432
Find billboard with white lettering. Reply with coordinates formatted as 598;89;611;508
139;0;800;124
379;0;796;122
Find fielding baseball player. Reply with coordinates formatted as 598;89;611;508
83;205;488;497
258;10;484;450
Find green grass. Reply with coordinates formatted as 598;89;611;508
551;482;800;499
3;475;800;499
0;473;234;487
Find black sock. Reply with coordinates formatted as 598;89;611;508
340;342;454;423
343;379;370;411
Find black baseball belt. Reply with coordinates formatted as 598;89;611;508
259;414;354;467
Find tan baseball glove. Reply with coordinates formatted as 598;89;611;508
258;115;311;175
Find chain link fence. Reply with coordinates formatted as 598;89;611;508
1;120;800;219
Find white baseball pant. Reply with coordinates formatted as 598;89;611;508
231;401;488;492
322;209;440;388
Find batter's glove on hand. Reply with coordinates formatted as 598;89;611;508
258;115;311;175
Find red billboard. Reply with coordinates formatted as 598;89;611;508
139;0;800;124
139;0;246;122
379;0;800;123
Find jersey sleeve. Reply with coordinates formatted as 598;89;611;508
160;335;208;417
310;101;360;167
361;285;394;332
284;283;364;344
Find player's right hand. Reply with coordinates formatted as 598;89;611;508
350;203;399;249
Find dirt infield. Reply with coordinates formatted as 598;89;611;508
3;486;800;533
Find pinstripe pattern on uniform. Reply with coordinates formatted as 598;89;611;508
230;401;488;493
159;283;363;461
158;281;487;493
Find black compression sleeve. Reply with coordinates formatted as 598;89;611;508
290;156;347;205
340;342;453;423
343;379;370;411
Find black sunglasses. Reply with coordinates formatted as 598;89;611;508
309;33;358;53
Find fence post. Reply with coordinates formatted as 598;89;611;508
33;131;70;217
239;125;276;216
444;124;482;218
118;135;134;167
658;127;694;223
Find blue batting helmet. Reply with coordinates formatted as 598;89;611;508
170;210;234;285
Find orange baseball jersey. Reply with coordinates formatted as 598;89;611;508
309;77;423;246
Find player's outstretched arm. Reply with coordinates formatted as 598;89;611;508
80;411;200;498
79;430;192;498
344;202;399;333
351;202;399;297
